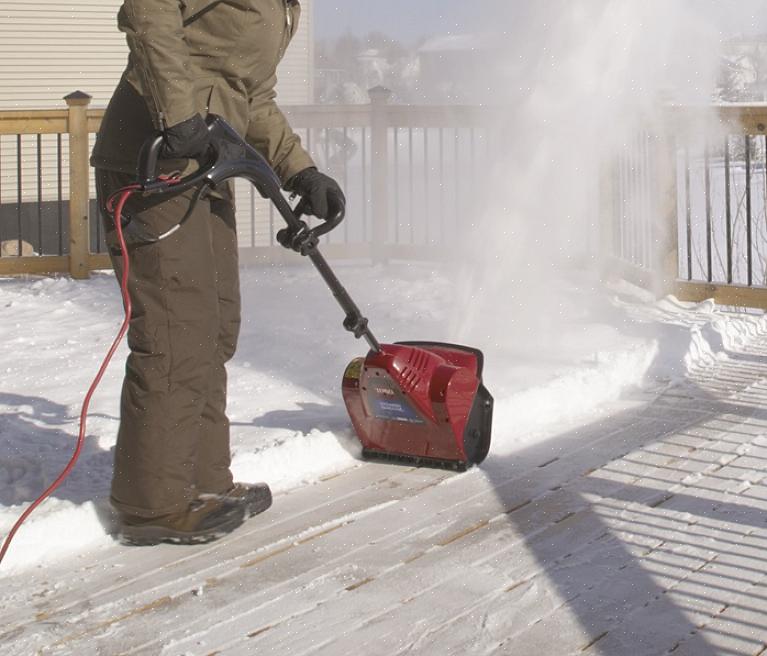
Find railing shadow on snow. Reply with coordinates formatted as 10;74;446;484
471;332;767;654
0;392;116;530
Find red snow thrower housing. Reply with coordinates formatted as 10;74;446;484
343;343;493;471
128;115;494;471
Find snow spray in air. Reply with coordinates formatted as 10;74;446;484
435;0;741;437
449;0;726;342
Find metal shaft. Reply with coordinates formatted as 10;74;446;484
271;193;381;353
308;247;381;353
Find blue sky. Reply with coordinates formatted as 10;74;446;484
315;0;767;42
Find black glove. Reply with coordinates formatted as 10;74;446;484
285;167;346;221
160;113;211;160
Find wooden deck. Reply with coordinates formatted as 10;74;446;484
4;338;767;655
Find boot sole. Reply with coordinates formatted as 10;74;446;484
118;509;245;547
245;490;273;518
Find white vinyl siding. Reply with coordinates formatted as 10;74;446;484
280;0;314;104
0;0;313;109
235;0;314;247
0;0;128;110
0;0;313;248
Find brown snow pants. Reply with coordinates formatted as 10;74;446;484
96;169;240;518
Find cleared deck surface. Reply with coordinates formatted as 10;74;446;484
4;338;767;655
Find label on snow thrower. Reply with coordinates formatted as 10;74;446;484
367;381;425;424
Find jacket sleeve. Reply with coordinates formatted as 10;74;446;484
247;93;315;186
118;0;196;129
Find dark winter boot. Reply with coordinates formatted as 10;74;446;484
117;497;246;546
212;482;273;517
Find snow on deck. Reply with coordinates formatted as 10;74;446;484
3;308;767;654
2;264;767;654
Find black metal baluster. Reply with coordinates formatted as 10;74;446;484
704;142;712;283
746;135;753;286
37;134;43;255
17;134;22;258
724;136;732;284
57;133;63;255
684;145;692;281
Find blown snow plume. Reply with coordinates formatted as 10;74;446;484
454;0;725;331
442;0;740;433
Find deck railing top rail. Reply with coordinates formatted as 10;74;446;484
0;89;501;279
662;104;767;135
0;105;506;135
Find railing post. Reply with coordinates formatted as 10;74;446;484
65;90;92;280
369;86;391;264
656;130;679;296
597;158;615;276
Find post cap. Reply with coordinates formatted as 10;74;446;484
368;86;392;103
64;91;92;106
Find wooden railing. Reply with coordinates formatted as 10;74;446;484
0;89;500;278
7;94;767;313
603;104;767;310
0;92;110;278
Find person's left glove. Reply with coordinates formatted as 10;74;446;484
285;167;346;221
160;113;211;160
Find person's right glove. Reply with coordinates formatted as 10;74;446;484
159;113;211;160
285;167;346;221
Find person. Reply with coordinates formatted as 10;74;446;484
90;0;345;546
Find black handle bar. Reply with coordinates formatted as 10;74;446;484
134;114;376;351
136;114;345;240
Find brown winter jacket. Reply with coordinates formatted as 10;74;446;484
91;0;314;184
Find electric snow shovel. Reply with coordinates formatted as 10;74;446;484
137;115;494;471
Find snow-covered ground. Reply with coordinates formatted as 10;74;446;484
0;262;764;575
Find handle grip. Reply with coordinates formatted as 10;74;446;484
310;205;345;239
135;117;236;196
292;198;345;241
136;133;164;188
